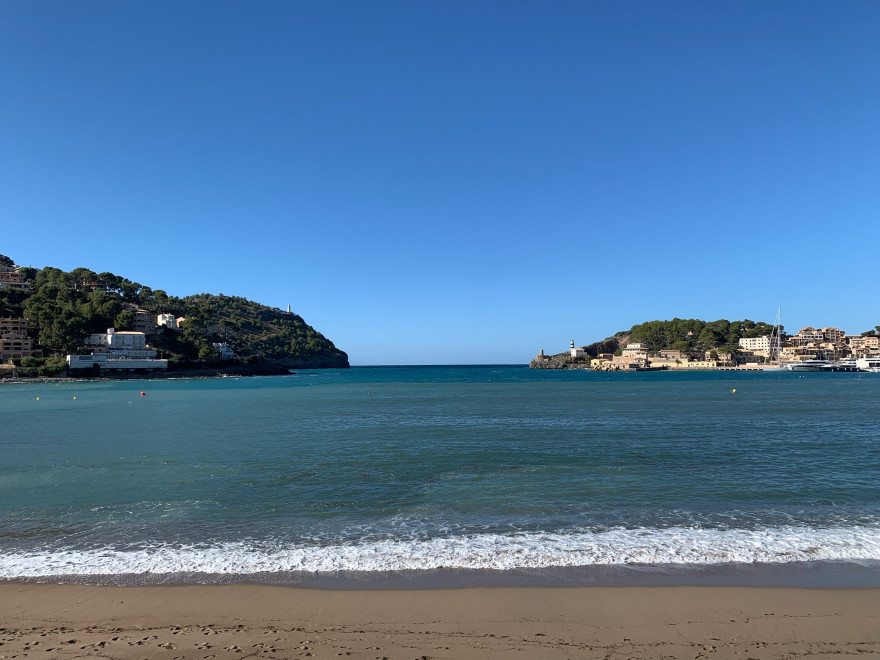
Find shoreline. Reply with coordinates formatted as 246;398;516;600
0;371;297;385
0;369;306;385
1;583;877;659
4;559;880;590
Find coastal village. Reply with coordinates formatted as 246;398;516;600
532;325;880;372
0;256;349;378
1;256;231;373
1;308;236;376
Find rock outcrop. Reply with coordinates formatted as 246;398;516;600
529;338;621;370
529;352;592;369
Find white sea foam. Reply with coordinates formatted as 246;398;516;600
2;526;879;578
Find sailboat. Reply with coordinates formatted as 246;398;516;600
762;306;787;372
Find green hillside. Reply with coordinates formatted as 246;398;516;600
0;255;348;375
618;317;779;354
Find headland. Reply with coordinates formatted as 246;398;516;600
0;254;349;380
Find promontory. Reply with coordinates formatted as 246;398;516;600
0;253;348;379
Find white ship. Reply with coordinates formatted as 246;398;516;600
856;355;880;373
786;359;832;372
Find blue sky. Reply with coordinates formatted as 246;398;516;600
2;1;878;365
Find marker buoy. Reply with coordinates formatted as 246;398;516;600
140;391;146;397
73;396;76;400
732;389;736;393
36;397;39;401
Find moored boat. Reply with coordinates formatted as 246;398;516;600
820;359;860;372
786;359;832;372
762;306;788;371
856;355;880;373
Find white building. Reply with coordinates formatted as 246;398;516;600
86;328;147;351
69;327;166;371
213;342;236;359
738;335;772;354
157;313;178;330
621;343;649;359
67;353;168;370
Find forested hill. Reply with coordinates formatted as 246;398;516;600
575;317;780;359
616;318;779;354
163;293;349;368
0;255;348;373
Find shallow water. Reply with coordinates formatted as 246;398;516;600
1;367;879;583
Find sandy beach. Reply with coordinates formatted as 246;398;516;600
1;584;878;659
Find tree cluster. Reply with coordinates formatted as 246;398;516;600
20;266;158;352
0;255;348;371
622;317;781;357
167;293;342;364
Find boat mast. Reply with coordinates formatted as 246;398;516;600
775;305;782;367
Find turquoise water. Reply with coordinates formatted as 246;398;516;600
1;366;879;581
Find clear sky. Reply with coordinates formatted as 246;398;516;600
2;2;878;365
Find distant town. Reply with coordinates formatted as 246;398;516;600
532;323;880;373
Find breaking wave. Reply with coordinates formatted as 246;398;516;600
2;525;879;578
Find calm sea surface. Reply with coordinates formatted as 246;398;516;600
1;366;879;584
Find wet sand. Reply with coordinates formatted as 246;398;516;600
1;583;878;659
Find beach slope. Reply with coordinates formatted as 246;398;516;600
0;584;878;659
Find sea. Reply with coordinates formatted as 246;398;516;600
2;366;879;588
